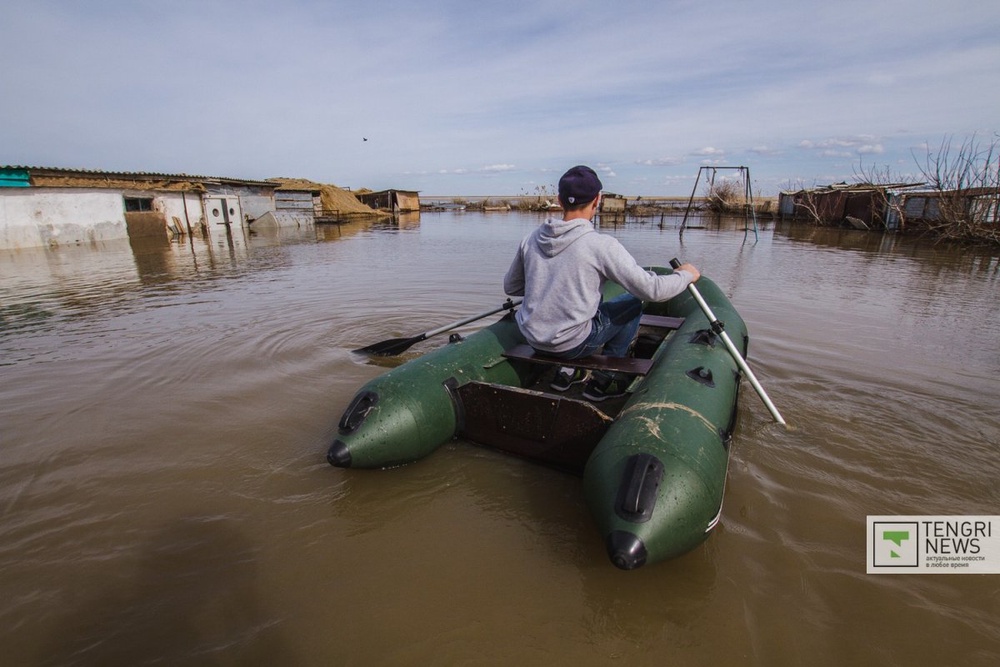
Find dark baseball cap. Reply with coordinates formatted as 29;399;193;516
558;165;602;206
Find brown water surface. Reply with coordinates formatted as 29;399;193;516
1;213;998;665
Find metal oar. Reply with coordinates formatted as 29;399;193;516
353;298;522;356
670;259;787;426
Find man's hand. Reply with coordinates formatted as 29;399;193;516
676;263;700;282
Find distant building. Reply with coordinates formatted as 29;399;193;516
779;181;998;231
778;182;920;230
891;186;999;228
599;192;627;214
356;189;420;213
0;166;284;250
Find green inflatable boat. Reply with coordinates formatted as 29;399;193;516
328;266;748;569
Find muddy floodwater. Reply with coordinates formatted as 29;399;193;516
1;212;999;666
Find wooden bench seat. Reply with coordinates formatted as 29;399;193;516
503;344;654;375
501;314;685;376
638;314;685;330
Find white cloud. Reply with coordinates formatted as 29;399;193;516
479;164;517;173
799;136;886;159
636;157;683;166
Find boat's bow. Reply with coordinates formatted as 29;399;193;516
583;276;747;568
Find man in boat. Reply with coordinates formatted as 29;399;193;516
503;165;700;401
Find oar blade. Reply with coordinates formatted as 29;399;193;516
352;334;424;357
352;298;521;357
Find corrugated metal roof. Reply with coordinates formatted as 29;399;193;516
1;165;276;188
359;188;420;196
782;181;924;195
0;167;30;187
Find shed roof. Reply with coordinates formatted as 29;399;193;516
358;188;420;196
780;181;924;195
2;165;276;192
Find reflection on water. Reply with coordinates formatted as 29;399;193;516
1;212;999;665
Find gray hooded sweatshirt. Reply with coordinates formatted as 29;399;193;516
503;217;694;353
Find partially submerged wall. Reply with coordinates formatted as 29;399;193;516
0;188;128;249
0;188;210;249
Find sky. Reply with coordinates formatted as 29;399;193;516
3;0;999;197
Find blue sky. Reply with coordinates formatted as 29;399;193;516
3;0;998;196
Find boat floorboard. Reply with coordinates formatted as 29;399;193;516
460;317;683;472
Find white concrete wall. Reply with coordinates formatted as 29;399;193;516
0;188;128;249
0;188;218;249
0;184;287;250
157;192;207;235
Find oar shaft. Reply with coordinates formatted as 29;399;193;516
355;298;524;355
717;327;786;426
672;260;786;426
424;299;522;338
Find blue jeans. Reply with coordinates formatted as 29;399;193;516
554;294;643;360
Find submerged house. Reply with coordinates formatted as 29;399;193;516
890;186;1000;228
0;166;286;250
778;182;921;230
779;181;998;232
599;192;627;214
356;189;420;213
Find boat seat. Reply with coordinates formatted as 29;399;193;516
503;344;655;375
502;313;685;376
637;314;685;330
